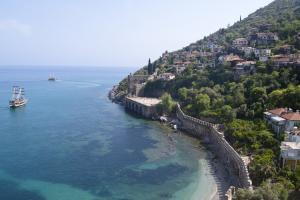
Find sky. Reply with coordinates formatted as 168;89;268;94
0;0;274;67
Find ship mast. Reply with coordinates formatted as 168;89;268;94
11;86;25;100
11;86;19;100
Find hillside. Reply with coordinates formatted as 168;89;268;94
114;0;300;98
112;0;300;199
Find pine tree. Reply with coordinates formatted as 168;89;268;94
147;58;153;74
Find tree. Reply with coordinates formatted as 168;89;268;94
249;150;277;186
233;91;245;107
234;188;256;200
147;58;153;75
256;181;288;200
194;94;210;114
234;181;289;200
268;89;284;108
178;87;189;101
250;87;267;103
220;105;236;121
160;93;176;114
279;69;291;87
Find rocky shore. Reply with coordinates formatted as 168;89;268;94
108;85;128;104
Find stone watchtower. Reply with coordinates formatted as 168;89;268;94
127;73;149;97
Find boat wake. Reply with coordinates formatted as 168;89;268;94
59;80;101;87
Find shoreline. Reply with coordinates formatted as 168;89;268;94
163;125;232;200
173;129;232;200
197;144;232;200
109;94;231;199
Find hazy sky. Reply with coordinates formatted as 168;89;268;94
0;0;274;67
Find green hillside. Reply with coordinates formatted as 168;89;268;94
114;0;300;198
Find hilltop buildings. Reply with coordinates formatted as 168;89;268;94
248;32;279;46
233;61;256;80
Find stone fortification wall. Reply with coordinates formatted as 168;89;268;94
127;74;149;96
176;105;252;189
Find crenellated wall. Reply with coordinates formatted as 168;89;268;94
176;105;252;190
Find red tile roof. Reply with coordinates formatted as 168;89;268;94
281;112;300;121
268;108;287;116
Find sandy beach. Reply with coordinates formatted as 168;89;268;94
177;132;234;200
205;150;232;200
169;129;234;200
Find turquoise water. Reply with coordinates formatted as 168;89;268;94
0;66;217;200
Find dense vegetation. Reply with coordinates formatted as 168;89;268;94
149;63;300;198
145;0;300;198
114;0;300;198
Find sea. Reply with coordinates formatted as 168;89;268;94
0;66;218;200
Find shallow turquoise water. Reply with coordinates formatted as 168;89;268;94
0;66;217;200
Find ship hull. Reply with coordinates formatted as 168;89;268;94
9;100;28;108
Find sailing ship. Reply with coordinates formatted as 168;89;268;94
48;74;56;81
9;86;28;108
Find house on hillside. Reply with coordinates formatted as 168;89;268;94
269;54;300;67
270;55;290;67
280;127;300;170
254;49;271;62
205;42;224;53
158;73;175;81
264;108;300;136
241;47;256;58
278;45;295;54
174;65;186;74
221;54;244;67
233;61;256;80
249;32;279;46
282;111;300;131
233;38;248;48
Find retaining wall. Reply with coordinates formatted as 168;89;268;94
176;105;252;189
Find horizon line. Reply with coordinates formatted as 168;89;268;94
0;65;139;68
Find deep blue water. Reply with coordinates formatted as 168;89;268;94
0;66;217;200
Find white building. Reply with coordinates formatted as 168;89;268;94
233;38;248;47
264;108;300;136
280;127;300;170
158;73;176;81
254;49;271;62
